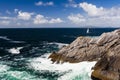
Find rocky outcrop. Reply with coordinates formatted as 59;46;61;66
49;29;120;80
91;30;120;80
49;29;120;63
49;37;104;63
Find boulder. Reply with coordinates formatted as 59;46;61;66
49;29;120;80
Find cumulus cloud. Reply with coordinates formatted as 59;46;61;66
49;18;63;23
17;11;34;20
79;2;104;16
79;2;120;17
33;14;48;24
66;2;105;16
34;14;63;24
67;2;120;27
1;2;120;28
68;14;86;24
35;1;54;6
0;9;64;27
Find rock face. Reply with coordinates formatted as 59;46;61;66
49;29;120;63
91;30;120;80
49;29;120;80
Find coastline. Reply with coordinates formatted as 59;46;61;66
49;29;120;80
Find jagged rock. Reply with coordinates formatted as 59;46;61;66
91;30;120;80
49;35;105;63
49;29;120;80
49;29;120;62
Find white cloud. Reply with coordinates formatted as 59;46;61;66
79;2;104;16
35;1;54;6
49;18;63;23
0;9;64;27
0;9;65;27
67;2;120;27
34;14;63;24
79;2;120;17
68;13;120;27
65;0;78;8
65;1;104;17
17;11;34;20
33;14;48;24
68;14;86;24
0;16;13;20
0;20;10;25
1;3;120;28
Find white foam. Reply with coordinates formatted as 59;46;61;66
8;47;23;54
0;36;11;40
48;42;68;48
28;53;96;80
0;64;10;72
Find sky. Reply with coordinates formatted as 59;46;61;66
0;0;120;28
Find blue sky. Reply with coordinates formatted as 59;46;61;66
0;0;120;28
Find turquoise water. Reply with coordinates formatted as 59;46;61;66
0;53;96;80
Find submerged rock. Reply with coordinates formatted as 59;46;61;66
49;29;120;80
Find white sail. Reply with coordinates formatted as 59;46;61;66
86;28;90;33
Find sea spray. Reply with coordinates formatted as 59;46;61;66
28;53;96;80
7;47;23;54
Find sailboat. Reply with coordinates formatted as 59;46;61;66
86;28;90;33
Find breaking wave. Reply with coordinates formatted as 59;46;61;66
0;41;96;80
27;53;96;80
7;47;23;54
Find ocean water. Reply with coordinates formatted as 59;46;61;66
0;28;118;80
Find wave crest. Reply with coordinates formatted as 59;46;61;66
27;53;96;80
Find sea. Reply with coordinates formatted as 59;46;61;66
0;28;118;80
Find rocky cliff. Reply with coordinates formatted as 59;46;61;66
49;29;120;80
